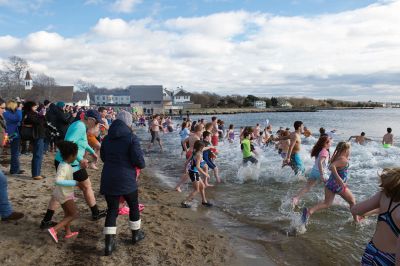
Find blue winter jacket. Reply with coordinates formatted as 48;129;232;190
3;110;22;136
100;119;145;195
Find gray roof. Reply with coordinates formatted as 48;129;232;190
127;85;163;102
94;89;130;96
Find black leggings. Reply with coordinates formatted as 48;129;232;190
104;190;140;227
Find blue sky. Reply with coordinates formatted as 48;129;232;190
0;0;377;37
0;0;399;101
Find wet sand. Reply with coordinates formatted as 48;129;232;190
0;153;237;266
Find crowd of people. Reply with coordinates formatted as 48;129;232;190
0;98;145;256
1;101;399;264
171;114;399;265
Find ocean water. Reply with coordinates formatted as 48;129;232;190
137;109;400;265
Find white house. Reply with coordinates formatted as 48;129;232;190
72;92;90;107
254;100;266;109
173;90;191;104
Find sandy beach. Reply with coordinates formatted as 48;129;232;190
0;152;236;266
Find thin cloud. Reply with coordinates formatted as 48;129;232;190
111;0;142;13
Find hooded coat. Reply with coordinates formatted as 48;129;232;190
100;119;145;195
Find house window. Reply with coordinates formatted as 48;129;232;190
143;101;151;104
153;101;161;104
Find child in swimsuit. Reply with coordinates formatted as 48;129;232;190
181;140;213;208
203;131;222;184
351;168;400;266
47;141;79;243
226;124;235;143
292;135;331;206
302;142;361;224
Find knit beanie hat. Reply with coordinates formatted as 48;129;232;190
116;110;132;128
56;101;65;108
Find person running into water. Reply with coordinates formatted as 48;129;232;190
226;124;235;143
203;131;222;184
292;135;331;206
47;141;79;243
211;116;221;146
278;130;290;162
147;114;163;152
348;132;371;145
242;131;258;165
181;140;213;208
383;128;394;148
351;168;400;265
282;121;305;176
179;121;191;157
175;124;203;192
301;142;361;224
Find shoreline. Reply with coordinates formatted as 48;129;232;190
175;106;376;116
0;153;242;266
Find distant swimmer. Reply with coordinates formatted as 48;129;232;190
382;128;394;148
348;132;371;145
319;127;336;139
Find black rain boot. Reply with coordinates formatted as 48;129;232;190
131;230;145;245
104;235;116;256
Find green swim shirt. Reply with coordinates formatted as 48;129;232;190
242;139;252;158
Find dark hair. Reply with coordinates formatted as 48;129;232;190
22;101;37;114
44;100;50;106
57;141;78;161
294;121;303;130
319;127;326;136
243;131;251;139
229;124;234;130
311;135;330;158
0;98;4;105
387;128;392;133
203;131;211;139
37;103;45;113
181;121;187;129
98;107;106;113
193;140;205;153
361;132;366;136
211;116;217;122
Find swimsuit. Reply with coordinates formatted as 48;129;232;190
228;131;235;141
361;198;400;265
325;163;349;194
290;153;305;176
188;155;204;182
308;148;329;181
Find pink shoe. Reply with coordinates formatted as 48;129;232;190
118;206;130;215
65;232;79;239
48;227;58;243
139;204;145;212
118;204;145;215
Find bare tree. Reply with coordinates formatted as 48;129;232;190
75;79;99;98
0;56;29;99
33;73;57;88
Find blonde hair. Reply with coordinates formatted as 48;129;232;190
330;141;351;164
6;100;17;111
380;168;400;201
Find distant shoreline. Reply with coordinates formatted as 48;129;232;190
178;106;376;116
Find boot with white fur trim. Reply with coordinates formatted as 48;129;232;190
103;227;117;256
129;220;145;245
